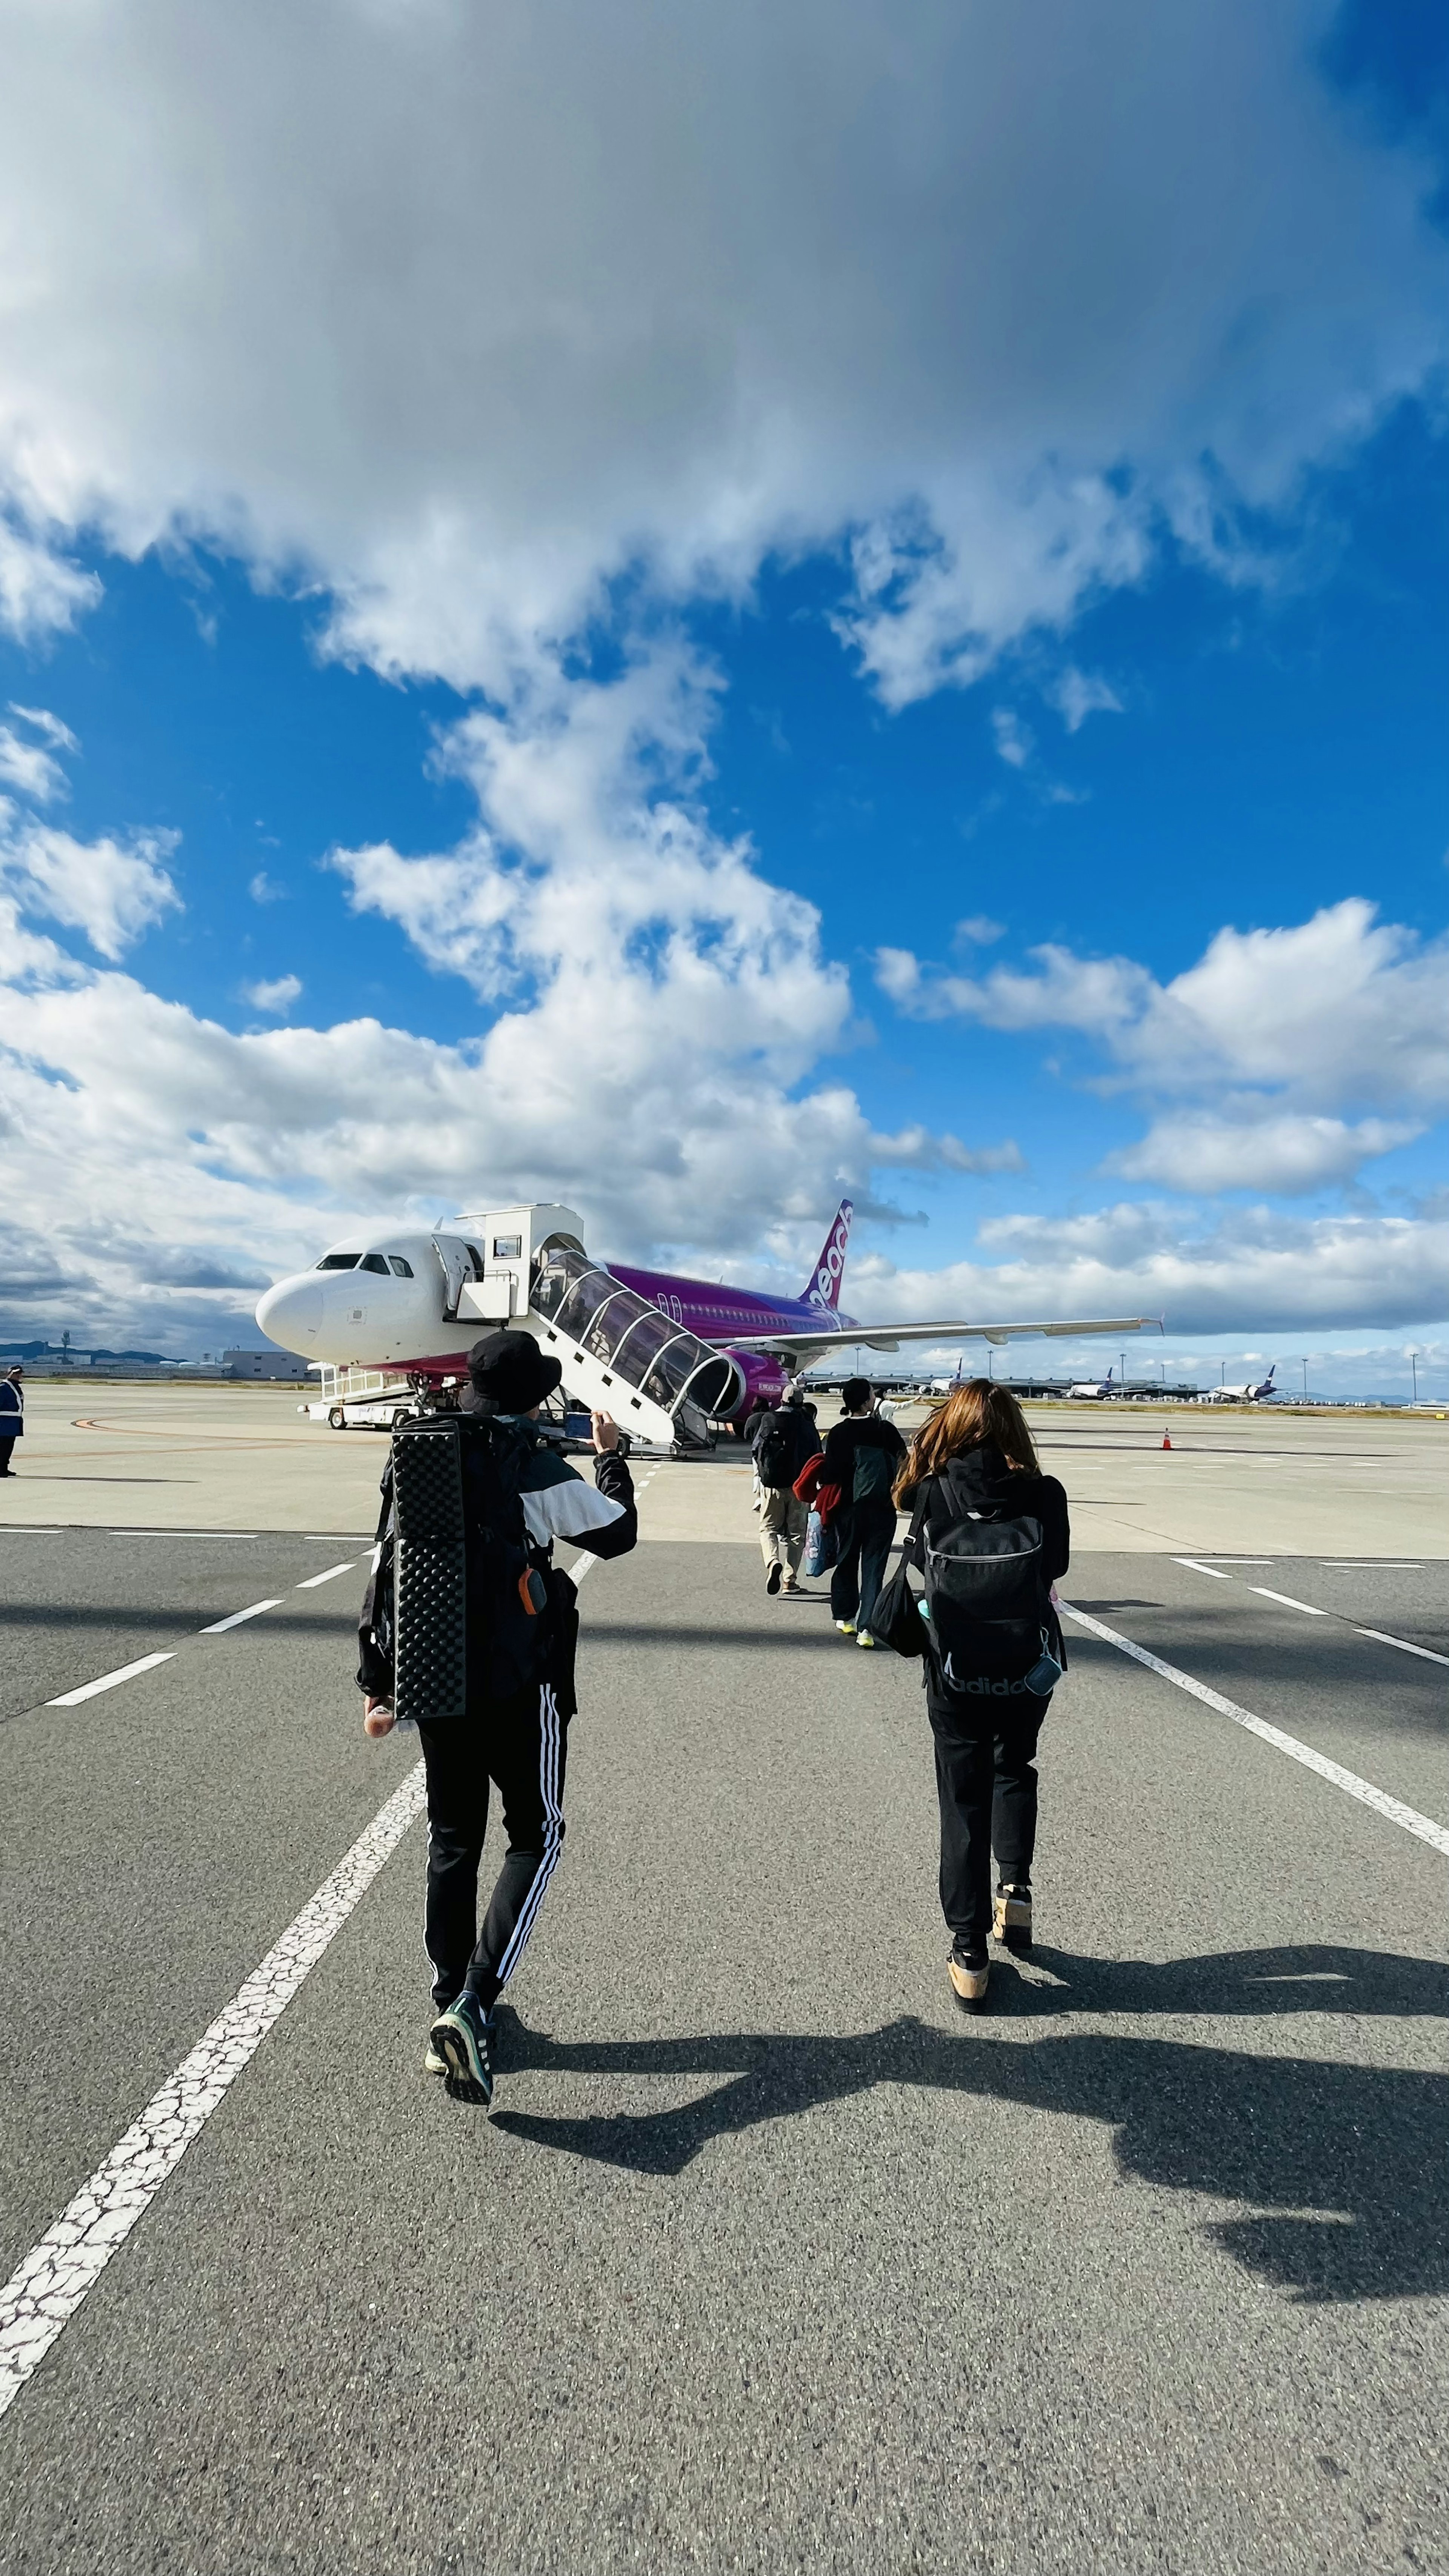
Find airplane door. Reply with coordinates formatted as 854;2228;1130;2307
431;1236;475;1320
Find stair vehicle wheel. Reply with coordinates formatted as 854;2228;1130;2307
328;1406;346;1430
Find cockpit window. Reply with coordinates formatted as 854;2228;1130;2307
317;1252;359;1270
359;1253;391;1275
388;1255;414;1278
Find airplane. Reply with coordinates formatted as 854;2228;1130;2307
1067;1367;1117;1400
254;1195;1159;1440
1197;1365;1278;1405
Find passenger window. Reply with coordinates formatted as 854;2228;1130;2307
492;1235;523;1260
317;1253;359;1270
360;1253;391;1275
388;1255;414;1278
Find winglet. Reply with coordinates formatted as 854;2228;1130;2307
803;1199;853;1312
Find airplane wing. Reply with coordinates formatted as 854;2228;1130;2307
717;1314;1162;1360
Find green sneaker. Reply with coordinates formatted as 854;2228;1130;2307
428;1991;495;2107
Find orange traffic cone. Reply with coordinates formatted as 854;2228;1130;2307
1161;1432;1172;1450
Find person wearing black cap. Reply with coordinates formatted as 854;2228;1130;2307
358;1329;637;2107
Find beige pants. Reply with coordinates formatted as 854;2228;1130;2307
759;1486;807;1577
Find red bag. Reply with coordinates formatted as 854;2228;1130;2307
794;1451;843;1523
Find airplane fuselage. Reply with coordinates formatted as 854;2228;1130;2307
255;1226;853;1424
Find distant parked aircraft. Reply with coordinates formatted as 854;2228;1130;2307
1068;1367;1117;1400
1198;1365;1278;1405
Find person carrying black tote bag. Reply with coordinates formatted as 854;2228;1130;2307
887;1382;1070;2013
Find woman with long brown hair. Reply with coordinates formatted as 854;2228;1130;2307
894;1380;1069;2009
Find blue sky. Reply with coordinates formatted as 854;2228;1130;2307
0;0;1447;1396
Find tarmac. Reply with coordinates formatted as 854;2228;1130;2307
0;1388;1445;2572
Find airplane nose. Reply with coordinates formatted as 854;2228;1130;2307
255;1276;323;1352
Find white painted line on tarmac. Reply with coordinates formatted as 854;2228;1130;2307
1355;1627;1449;1669
0;1528;62;1535
200;1599;285;1634
1323;1561;1423;1570
0;1759;427;2422
1060;1603;1449;1859
1174;1558;1231;1577
1250;1587;1326;1616
47;1653;175;1707
294;1561;357;1589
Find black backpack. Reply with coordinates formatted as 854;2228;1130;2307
919;1496;1060;1694
754;1412;794;1489
381;1415;574;1722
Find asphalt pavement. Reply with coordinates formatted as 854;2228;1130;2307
0;1520;1444;2574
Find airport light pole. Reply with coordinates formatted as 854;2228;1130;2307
1410;1350;1419;1404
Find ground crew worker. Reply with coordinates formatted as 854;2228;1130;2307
0;1363;23;1475
358;1329;637;2108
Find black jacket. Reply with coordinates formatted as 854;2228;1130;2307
750;1401;820;1487
904;1442;1070;1585
821;1410;907;1506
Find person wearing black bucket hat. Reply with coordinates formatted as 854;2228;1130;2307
358;1328;637;2107
460;1327;563;1415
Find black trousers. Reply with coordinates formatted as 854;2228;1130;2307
0;1437;14;1474
928;1692;1049;1950
419;1680;569;2011
829;1499;897;1633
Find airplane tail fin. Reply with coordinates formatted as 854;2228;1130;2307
803;1199;853;1311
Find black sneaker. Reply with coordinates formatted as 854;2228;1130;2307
429;1990;495;2107
766;1561;783;1594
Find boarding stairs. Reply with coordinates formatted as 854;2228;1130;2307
506;1243;738;1452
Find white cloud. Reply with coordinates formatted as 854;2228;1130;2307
913;901;1449;1113
243;972;302;1015
955;916;1005;947
0;723;66;803
1108;1111;1422;1195
1049;667;1124;732
0;517;99;642
332;649;853;1092
879;901;1449;1192
874;945;922;1006
853;1202;1449;1337
0;5;1441;704
871;1126;1025;1177
8;703;78;752
248;870;287;904
991;709;1032;770
0;811;180;959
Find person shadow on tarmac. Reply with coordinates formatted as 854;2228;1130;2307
481;1942;1447;2308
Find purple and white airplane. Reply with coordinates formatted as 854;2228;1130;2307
256;1196;1156;1435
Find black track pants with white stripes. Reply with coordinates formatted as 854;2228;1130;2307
419;1682;569;2011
